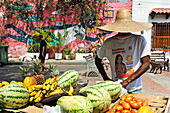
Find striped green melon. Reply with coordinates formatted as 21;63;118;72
79;87;111;111
80;81;121;101
0;84;29;108
57;95;93;113
57;70;79;88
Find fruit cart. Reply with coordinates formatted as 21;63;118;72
0;68;170;113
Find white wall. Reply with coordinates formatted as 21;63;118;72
132;0;170;51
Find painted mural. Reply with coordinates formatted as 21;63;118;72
0;0;131;58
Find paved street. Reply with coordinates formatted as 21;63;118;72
0;58;170;98
0;64;87;82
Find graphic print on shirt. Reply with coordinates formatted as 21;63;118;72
112;46;134;78
125;54;134;77
114;54;127;78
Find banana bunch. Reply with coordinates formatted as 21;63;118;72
28;77;64;103
0;81;23;88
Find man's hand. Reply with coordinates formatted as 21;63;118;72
120;80;129;88
120;55;150;88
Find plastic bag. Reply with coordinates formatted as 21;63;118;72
43;105;64;113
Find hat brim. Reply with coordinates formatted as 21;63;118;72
97;20;153;33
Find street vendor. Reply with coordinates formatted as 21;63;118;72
95;9;153;94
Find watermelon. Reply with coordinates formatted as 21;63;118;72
80;81;121;101
57;70;79;88
79;87;111;111
57;96;93;113
0;84;29;108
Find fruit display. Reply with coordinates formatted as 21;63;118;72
0;84;29;108
103;94;153;113
57;70;79;88
80;80;121;101
57;95;93;113
79;86;111;111
0;66;162;113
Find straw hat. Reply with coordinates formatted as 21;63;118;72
97;9;153;32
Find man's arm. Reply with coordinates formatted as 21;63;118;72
120;55;150;88
95;55;114;81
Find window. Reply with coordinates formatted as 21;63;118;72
152;23;170;51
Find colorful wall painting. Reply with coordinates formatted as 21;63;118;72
0;0;131;58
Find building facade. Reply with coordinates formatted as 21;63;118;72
132;0;170;52
0;0;131;58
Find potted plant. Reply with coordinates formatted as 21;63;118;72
75;43;93;60
64;47;71;60
55;30;69;60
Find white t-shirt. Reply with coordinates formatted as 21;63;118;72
97;34;150;92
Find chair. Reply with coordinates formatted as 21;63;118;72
83;55;100;77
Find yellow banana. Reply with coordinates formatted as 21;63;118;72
69;82;74;94
66;91;73;96
49;89;63;96
49;77;56;85
43;83;47;89
10;80;17;84
43;78;51;86
44;94;49;98
2;81;9;86
42;90;46;94
34;90;42;99
30;91;37;96
43;78;51;89
31;85;36;91
30;97;34;102
50;82;58;91
0;83;4;87
40;92;44;98
46;84;51;91
34;97;42;102
66;82;74;96
34;85;43;90
46;78;52;83
44;91;50;97
43;81;49;85
17;82;23;86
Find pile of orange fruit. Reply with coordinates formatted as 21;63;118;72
103;94;153;113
